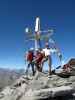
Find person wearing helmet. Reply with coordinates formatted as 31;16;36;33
33;48;45;72
25;48;35;76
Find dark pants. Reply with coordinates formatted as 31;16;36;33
34;62;42;72
26;61;35;76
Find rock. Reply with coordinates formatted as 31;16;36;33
23;86;75;100
68;58;75;66
0;71;75;100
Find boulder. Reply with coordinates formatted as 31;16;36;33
0;71;75;100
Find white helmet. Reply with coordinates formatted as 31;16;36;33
30;48;34;51
35;48;39;51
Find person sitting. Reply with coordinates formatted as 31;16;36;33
63;64;72;72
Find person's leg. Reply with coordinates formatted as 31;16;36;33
39;63;42;72
31;62;35;76
26;62;30;74
37;63;42;72
48;55;52;75
41;57;48;71
34;62;40;72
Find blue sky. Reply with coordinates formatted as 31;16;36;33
0;0;75;69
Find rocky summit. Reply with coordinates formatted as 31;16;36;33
0;71;75;100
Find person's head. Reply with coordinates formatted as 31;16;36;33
29;48;34;52
35;48;40;54
45;42;49;48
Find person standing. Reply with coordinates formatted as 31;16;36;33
43;42;52;75
42;42;62;75
33;49;44;72
25;48;35;76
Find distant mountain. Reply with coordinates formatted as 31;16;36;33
0;68;25;91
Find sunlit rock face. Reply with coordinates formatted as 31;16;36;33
0;70;75;100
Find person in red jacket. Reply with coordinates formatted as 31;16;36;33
34;49;45;72
26;48;35;76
